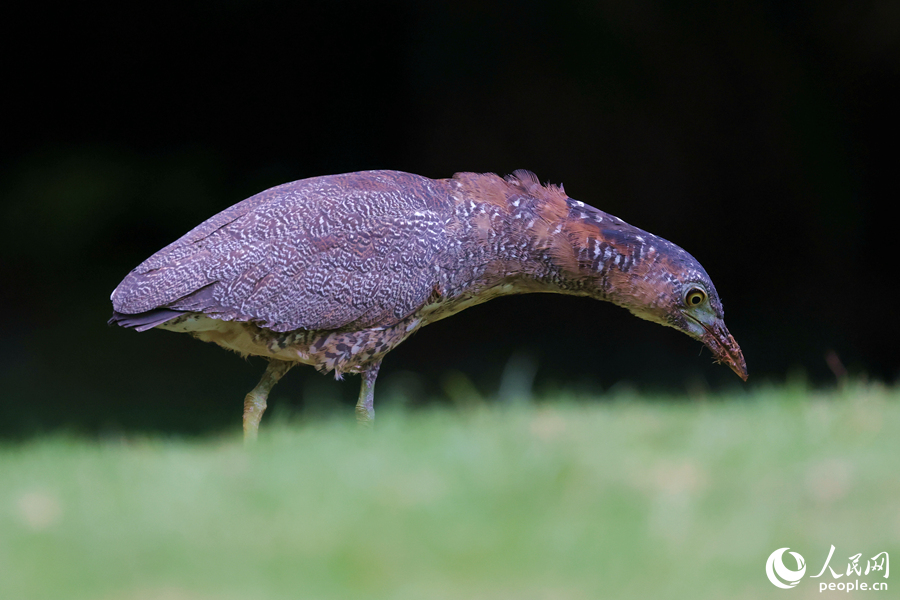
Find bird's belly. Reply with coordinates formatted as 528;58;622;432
158;313;287;358
157;312;422;376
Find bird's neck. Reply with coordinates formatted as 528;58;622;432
446;173;672;309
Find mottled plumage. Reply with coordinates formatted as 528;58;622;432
111;169;746;438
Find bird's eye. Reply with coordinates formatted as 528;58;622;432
685;287;707;307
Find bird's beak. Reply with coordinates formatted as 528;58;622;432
700;320;748;381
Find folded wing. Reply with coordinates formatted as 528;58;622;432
111;171;452;332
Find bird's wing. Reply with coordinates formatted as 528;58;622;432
111;170;453;332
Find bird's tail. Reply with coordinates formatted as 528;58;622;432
108;308;183;332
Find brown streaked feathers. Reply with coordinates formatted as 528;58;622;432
111;169;746;436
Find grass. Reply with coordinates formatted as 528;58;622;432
1;382;898;600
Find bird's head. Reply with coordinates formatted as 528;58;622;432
591;229;748;381
661;275;748;382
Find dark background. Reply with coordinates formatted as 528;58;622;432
2;1;897;435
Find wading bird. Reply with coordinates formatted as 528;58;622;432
110;170;746;439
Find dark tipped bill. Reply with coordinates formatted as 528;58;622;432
701;321;748;381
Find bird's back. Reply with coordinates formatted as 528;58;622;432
111;170;457;332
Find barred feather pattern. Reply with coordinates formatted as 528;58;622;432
112;171;456;333
110;169;712;376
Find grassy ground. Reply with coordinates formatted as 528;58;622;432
1;382;897;600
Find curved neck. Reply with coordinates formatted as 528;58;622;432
444;173;676;309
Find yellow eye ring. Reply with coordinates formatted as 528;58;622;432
685;287;707;307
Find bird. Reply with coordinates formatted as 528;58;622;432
110;169;747;439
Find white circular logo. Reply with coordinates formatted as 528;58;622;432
766;548;807;589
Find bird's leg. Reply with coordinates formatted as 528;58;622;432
355;361;381;427
243;359;294;443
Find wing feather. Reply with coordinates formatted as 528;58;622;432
111;170;453;332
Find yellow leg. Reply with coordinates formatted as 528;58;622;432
243;359;294;443
355;362;381;428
